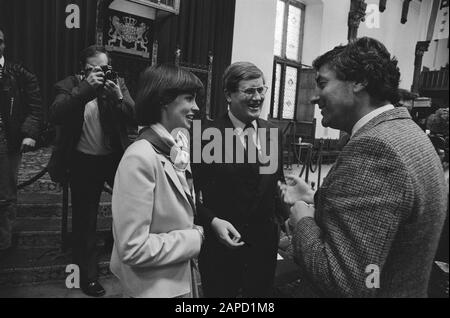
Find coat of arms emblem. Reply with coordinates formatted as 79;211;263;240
106;15;150;58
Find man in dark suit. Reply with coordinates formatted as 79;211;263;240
193;62;285;298
48;45;135;297
281;37;448;297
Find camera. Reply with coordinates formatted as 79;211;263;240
99;65;118;84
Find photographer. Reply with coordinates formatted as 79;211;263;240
48;45;135;297
0;29;43;253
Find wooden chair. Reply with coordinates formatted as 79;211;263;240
174;47;214;120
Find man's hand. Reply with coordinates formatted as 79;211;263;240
85;67;105;89
193;225;205;243
289;201;315;227
278;175;315;205
104;80;123;103
211;217;245;249
21;138;36;153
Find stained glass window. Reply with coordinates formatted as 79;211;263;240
282;66;297;120
274;1;285;57
271;0;305;121
272;63;282;118
149;0;174;6
142;0;178;11
286;5;301;61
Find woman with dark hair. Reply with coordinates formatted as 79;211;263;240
110;64;205;298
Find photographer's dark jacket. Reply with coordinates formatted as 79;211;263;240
0;60;43;152
48;75;136;183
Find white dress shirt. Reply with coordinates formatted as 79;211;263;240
351;104;395;137
76;98;113;155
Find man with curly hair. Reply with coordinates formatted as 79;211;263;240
280;37;448;297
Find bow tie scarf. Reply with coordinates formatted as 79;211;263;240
170;131;191;172
170;131;194;198
141;127;195;208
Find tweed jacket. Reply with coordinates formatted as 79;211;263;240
292;107;448;297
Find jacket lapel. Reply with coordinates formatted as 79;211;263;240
254;119;275;197
186;163;196;205
159;153;191;207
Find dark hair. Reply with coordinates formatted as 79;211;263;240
135;64;204;125
223;62;265;93
79;45;110;67
427;108;449;136
313;37;401;104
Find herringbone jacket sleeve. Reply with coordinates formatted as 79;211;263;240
292;135;414;297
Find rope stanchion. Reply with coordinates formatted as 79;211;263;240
283;121;296;169
61;182;69;252
309;140;323;174
297;142;313;182
297;139;325;188
17;167;49;190
16;160;112;252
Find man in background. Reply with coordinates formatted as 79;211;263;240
48;45;135;297
0;28;43;254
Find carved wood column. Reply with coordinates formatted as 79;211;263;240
174;46;181;66
411;41;430;94
348;0;367;41
96;0;114;46
401;0;412;24
379;0;387;12
151;40;158;66
206;52;214;119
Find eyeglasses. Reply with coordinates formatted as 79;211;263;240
238;86;268;97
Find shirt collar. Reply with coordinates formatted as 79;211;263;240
0;56;4;68
228;110;257;132
351;104;395;137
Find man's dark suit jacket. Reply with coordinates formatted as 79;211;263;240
47;75;135;183
193;114;286;297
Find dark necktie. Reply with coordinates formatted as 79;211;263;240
244;122;258;164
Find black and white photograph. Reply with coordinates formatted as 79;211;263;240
0;0;448;301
